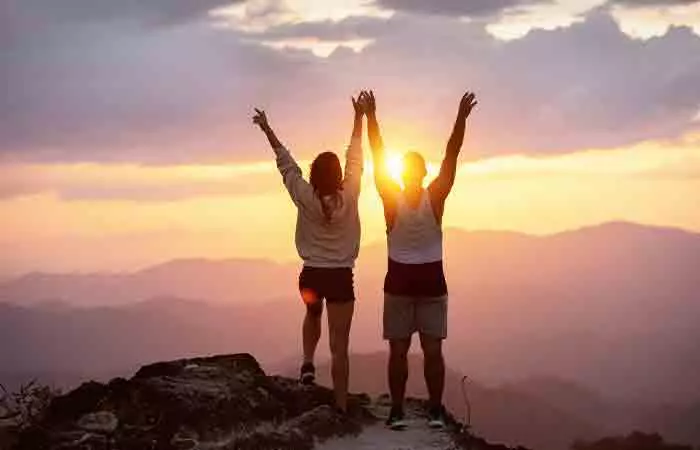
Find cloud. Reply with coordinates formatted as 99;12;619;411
2;0;244;28
323;11;700;156
610;0;699;6
211;0;391;32
474;13;700;153
608;0;700;38
1;4;700;163
374;0;546;18
244;15;392;40
1;9;331;164
486;0;608;40
239;15;392;56
260;38;373;57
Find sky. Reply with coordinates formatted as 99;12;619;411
1;0;700;274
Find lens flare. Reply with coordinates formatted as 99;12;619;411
301;288;319;305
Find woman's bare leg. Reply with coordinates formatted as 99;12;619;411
303;302;323;364
326;301;355;411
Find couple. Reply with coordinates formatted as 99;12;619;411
253;90;477;430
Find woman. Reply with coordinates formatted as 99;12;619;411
252;94;366;413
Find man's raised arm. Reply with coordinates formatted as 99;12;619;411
365;91;400;200
429;92;477;203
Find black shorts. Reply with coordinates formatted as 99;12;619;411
384;258;447;297
299;266;355;311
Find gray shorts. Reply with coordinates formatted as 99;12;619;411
383;293;448;340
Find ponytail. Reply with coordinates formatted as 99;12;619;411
310;152;343;224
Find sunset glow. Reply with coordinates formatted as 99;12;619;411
2;131;699;275
2;0;699;278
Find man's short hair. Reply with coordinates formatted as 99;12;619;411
403;151;427;177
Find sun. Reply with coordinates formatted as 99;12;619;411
385;150;404;184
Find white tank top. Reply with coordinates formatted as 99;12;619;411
388;190;443;264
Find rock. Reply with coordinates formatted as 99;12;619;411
13;354;375;450
47;381;108;422
76;411;118;433
133;353;264;380
10;353;527;450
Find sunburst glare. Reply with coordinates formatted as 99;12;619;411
382;149;439;187
385;150;404;183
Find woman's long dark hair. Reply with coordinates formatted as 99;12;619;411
310;151;343;223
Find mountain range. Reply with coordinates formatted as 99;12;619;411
1;222;699;449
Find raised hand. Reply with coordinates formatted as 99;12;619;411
252;108;269;130
253;108;282;148
352;95;364;117
459;92;478;118
363;90;376;115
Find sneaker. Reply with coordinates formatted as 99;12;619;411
385;406;407;431
427;404;447;429
299;362;315;385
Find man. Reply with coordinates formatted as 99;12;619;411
364;90;477;430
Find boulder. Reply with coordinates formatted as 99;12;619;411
14;353;371;450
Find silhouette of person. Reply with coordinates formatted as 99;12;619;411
252;94;369;413
364;90;477;429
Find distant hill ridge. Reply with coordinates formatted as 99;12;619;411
2;221;698;307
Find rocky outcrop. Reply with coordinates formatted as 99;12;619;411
14;354;372;450
10;354;529;450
